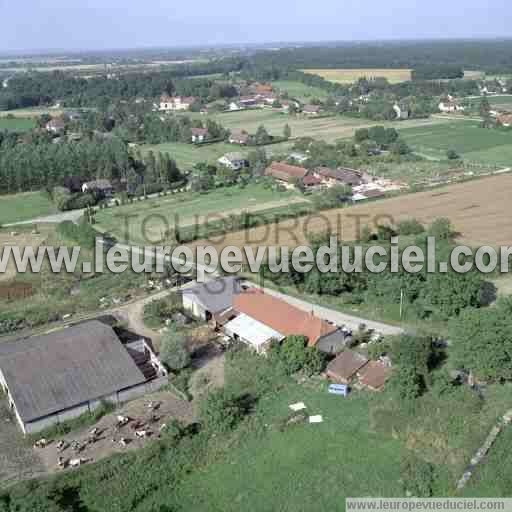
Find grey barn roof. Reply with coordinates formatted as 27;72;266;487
181;276;241;314
0;321;146;423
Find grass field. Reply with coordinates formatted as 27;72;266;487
94;183;306;244
186;174;512;252
206;109;450;143
0;117;36;132
0;191;57;224
271;80;329;100
175;385;406;511
303;68;412;84
400;120;512;167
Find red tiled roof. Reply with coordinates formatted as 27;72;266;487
233;290;336;346
265;162;309;183
303;174;322;186
191;128;208;136
358;360;392;390
314;167;362;186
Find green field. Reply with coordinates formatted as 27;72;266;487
140;141;244;169
208;110;450;143
271;80;329;100
0;117;36;132
94;183;305;244
0;191;57;224
175;385;406;511
400;121;512;167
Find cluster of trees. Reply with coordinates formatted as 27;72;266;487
411;65;464;80
260;219;484;322
0;135;131;194
247;40;512;74
0;67;241;110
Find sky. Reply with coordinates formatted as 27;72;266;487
1;0;511;53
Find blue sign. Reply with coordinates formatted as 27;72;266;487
328;384;349;396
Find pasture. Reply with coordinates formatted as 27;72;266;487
0;191;57;225
0;116;36;132
139;141;246;169
175;386;406;511
187;174;512;253
94;183;306;244
303;68;412;84
207;109;450;142
400;120;512;167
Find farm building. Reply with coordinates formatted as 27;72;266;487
230;289;347;352
0;321;167;434
302;104;321;115
217;152;248;171
159;94;196;112
228;130;250;145
82;179;113;197
438;100;465;113
265;161;309;187
326;350;369;384
358;360;392;391
45;118;65;133
224;314;285;354
313;167;364;187
191;128;209;143
180;277;242;324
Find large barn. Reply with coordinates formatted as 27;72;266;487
0;321;167;434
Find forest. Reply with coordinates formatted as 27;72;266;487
247;39;512;73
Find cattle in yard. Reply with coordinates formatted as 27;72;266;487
135;430;151;439
69;458;91;468
34;438;48;449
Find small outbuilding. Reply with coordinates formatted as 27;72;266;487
180;277;242;323
358;360;392;391
326;350;369;384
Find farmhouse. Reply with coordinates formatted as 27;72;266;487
393;103;409;120
191;128;209;143
438;100;465;113
45;118;65;133
265;161;309;186
0;321;167;434
313;166;364;187
180;277;242;323
217;152;248;171
302;104;321;115
497;113;512;127
239;96;259;108
228;289;345;352
229;130;250;145
326;350;369;384
159;94;196;112
82;179;113;197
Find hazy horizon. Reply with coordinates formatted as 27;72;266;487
2;0;511;53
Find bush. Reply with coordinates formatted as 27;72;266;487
269;335;326;376
199;389;243;432
398;218;425;236
143;294;181;328
400;453;434;496
56;219;98;249
160;331;191;371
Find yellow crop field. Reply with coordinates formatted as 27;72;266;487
304;68;412;84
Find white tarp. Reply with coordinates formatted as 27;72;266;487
309;415;323;424
289;402;306;411
224;313;284;349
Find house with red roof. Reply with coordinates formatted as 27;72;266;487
224;289;348;353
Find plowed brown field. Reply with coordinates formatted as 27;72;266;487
187;175;512;252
